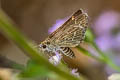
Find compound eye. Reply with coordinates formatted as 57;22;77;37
42;45;46;48
46;42;50;45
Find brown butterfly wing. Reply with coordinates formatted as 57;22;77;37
48;9;88;47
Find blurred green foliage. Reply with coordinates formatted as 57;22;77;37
85;28;95;44
20;60;50;78
0;9;120;80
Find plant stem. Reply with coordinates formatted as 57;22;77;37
76;46;103;62
92;42;120;72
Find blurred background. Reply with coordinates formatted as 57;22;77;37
0;0;120;80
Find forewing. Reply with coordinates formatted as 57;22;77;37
48;9;88;47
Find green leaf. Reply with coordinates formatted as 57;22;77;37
20;60;50;78
85;28;95;43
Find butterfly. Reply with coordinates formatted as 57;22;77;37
39;9;88;58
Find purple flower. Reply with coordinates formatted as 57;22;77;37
48;52;62;65
94;10;120;74
94;10;120;51
48;18;67;34
94;11;119;36
71;68;79;77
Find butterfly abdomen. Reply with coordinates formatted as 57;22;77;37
60;47;75;58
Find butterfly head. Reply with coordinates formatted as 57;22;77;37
39;41;49;49
39;40;55;52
